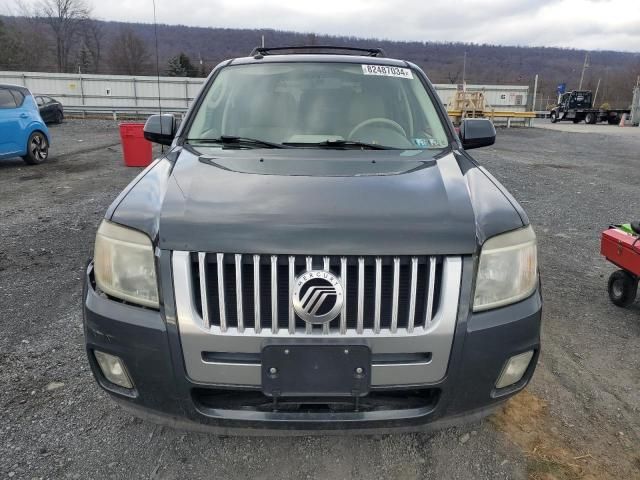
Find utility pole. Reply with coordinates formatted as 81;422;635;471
462;51;467;89
530;74;538;126
578;52;589;90
592;78;601;107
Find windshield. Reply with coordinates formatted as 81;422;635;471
187;62;449;150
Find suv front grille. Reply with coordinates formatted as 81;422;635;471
189;253;443;336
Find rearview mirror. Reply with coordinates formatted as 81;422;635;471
143;114;178;146
460;118;496;150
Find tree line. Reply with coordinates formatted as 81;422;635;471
1;0;639;107
0;0;207;78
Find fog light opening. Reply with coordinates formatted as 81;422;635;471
495;350;534;389
94;350;133;389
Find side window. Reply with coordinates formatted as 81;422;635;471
36;96;44;106
11;90;26;107
0;88;17;109
46;97;56;104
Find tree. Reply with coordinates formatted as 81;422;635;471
166;52;198;77
78;19;104;73
447;70;461;84
0;19;9;64
0;17;47;71
107;28;152;75
40;0;91;72
0;20;14;69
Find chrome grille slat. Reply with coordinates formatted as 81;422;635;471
235;254;244;332
356;257;365;334
216;253;227;332
407;257;418;333
425;256;436;328
270;255;278;334
198;252;210;329
340;257;347;335
253;254;261;333
390;257;400;333
288;256;295;334
374;257;382;334
192;253;444;336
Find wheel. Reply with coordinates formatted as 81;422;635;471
608;270;638;307
55;110;64;124
550;111;558;123
21;131;49;165
585;112;596;124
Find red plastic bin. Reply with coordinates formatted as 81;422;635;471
119;123;152;167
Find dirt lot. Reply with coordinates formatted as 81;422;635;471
1;120;639;480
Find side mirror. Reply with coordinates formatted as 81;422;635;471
143;114;178;146
460;118;496;150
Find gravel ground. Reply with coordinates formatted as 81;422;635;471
1;120;638;480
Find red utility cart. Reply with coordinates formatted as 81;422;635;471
600;226;640;307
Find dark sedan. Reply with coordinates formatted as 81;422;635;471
35;95;64;124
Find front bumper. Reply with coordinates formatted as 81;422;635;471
83;255;542;434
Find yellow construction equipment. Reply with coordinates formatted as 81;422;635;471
447;90;536;125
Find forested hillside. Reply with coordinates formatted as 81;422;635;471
1;15;639;107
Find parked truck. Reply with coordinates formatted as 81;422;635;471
550;90;631;124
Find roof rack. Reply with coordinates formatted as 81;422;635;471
250;45;387;58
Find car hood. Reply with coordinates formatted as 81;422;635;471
109;146;523;255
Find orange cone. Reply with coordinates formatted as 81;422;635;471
619;113;626;127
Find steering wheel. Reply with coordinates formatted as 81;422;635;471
348;118;407;140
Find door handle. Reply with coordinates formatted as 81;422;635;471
20;113;29;118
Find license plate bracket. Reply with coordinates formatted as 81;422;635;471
261;344;371;398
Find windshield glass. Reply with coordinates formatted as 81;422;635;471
187;62;449;150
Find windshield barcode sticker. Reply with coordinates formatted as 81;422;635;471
362;65;413;79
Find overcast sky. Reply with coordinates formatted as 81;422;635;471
5;0;640;52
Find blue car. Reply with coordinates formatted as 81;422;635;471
0;84;50;165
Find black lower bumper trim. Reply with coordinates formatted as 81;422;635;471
192;387;440;414
114;397;499;436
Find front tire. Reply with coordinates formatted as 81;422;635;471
585;112;597;124
21;131;49;165
550;111;558;123
608;270;638;307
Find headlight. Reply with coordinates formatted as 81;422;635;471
93;220;159;308
473;226;537;312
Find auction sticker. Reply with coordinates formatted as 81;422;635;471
362;64;413;79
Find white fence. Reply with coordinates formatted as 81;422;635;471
0;70;529;114
0;71;202;110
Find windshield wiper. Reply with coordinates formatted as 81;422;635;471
186;135;288;149
282;139;395;150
